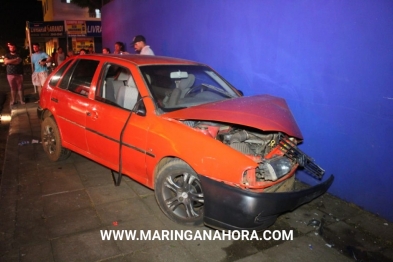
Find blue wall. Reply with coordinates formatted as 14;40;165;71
102;0;393;222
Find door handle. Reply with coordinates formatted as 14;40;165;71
86;111;98;119
51;97;58;103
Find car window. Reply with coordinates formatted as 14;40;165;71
139;65;239;112
95;63;141;110
58;59;99;96
48;60;73;87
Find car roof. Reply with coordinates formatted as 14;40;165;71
76;54;203;66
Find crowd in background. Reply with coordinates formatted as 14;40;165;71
3;34;154;105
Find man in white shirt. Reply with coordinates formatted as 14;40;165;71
132;35;155;55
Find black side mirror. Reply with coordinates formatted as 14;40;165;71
133;99;146;116
136;108;146;116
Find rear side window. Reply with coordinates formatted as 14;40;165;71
48;60;73;87
58;59;99;96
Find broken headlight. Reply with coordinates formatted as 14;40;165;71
258;156;293;181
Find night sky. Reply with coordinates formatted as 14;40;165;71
0;0;43;46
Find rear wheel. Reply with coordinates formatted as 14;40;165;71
155;159;204;226
41;117;71;161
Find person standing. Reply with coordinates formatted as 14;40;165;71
67;49;74;57
4;42;25;105
113;41;129;54
55;47;66;67
132;35;154;55
113;42;124;54
31;43;51;101
88;46;95;54
102;47;111;54
79;49;87;55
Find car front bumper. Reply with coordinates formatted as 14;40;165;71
200;174;334;231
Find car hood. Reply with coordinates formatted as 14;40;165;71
163;94;303;139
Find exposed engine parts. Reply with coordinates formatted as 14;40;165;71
182;120;325;183
184;120;280;157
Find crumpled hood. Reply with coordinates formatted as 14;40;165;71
163;94;303;139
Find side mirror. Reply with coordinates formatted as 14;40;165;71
136;108;146;116
237;89;244;96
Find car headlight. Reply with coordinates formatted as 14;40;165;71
259;156;293;181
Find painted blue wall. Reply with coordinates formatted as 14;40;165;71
102;0;393;221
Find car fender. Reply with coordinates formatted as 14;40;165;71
144;116;257;187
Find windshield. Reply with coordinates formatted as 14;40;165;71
139;65;240;112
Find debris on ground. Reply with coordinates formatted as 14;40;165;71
307;218;321;227
18;141;30;146
18;139;41;145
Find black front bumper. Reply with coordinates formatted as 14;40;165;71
200;175;334;231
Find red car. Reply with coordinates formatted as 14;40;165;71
38;54;333;231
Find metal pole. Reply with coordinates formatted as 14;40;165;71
26;21;36;93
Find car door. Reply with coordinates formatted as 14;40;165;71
85;62;151;183
50;58;100;152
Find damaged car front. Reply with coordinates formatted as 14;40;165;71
141;64;334;231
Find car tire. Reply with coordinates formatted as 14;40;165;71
155;159;204;226
41;117;71;161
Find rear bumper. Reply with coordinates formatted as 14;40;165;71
200;175;334;231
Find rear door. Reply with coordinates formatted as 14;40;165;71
50;58;100;152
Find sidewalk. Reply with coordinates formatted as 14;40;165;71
0;76;392;261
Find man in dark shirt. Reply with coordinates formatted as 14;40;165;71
4;42;24;105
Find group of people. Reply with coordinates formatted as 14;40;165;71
3;34;154;105
4;42;53;105
52;47;76;66
103;35;154;56
77;45;95;55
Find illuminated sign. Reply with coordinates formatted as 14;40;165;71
28;21;65;37
28;21;101;38
86;21;102;37
66;20;87;36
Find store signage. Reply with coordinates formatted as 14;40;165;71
86;21;102;37
28;21;102;38
66;20;87;36
29;21;66;37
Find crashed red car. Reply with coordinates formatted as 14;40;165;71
37;54;333;231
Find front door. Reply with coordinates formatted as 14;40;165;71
85;63;151;182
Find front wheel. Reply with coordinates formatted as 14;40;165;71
155;159;204;226
41;117;71;161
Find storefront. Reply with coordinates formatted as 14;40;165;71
27;20;102;56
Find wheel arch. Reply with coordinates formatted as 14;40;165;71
153;156;204;226
41;109;54;120
41;115;71;161
151;156;195;189
41;110;65;143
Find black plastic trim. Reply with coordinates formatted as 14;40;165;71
200;175;334;231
